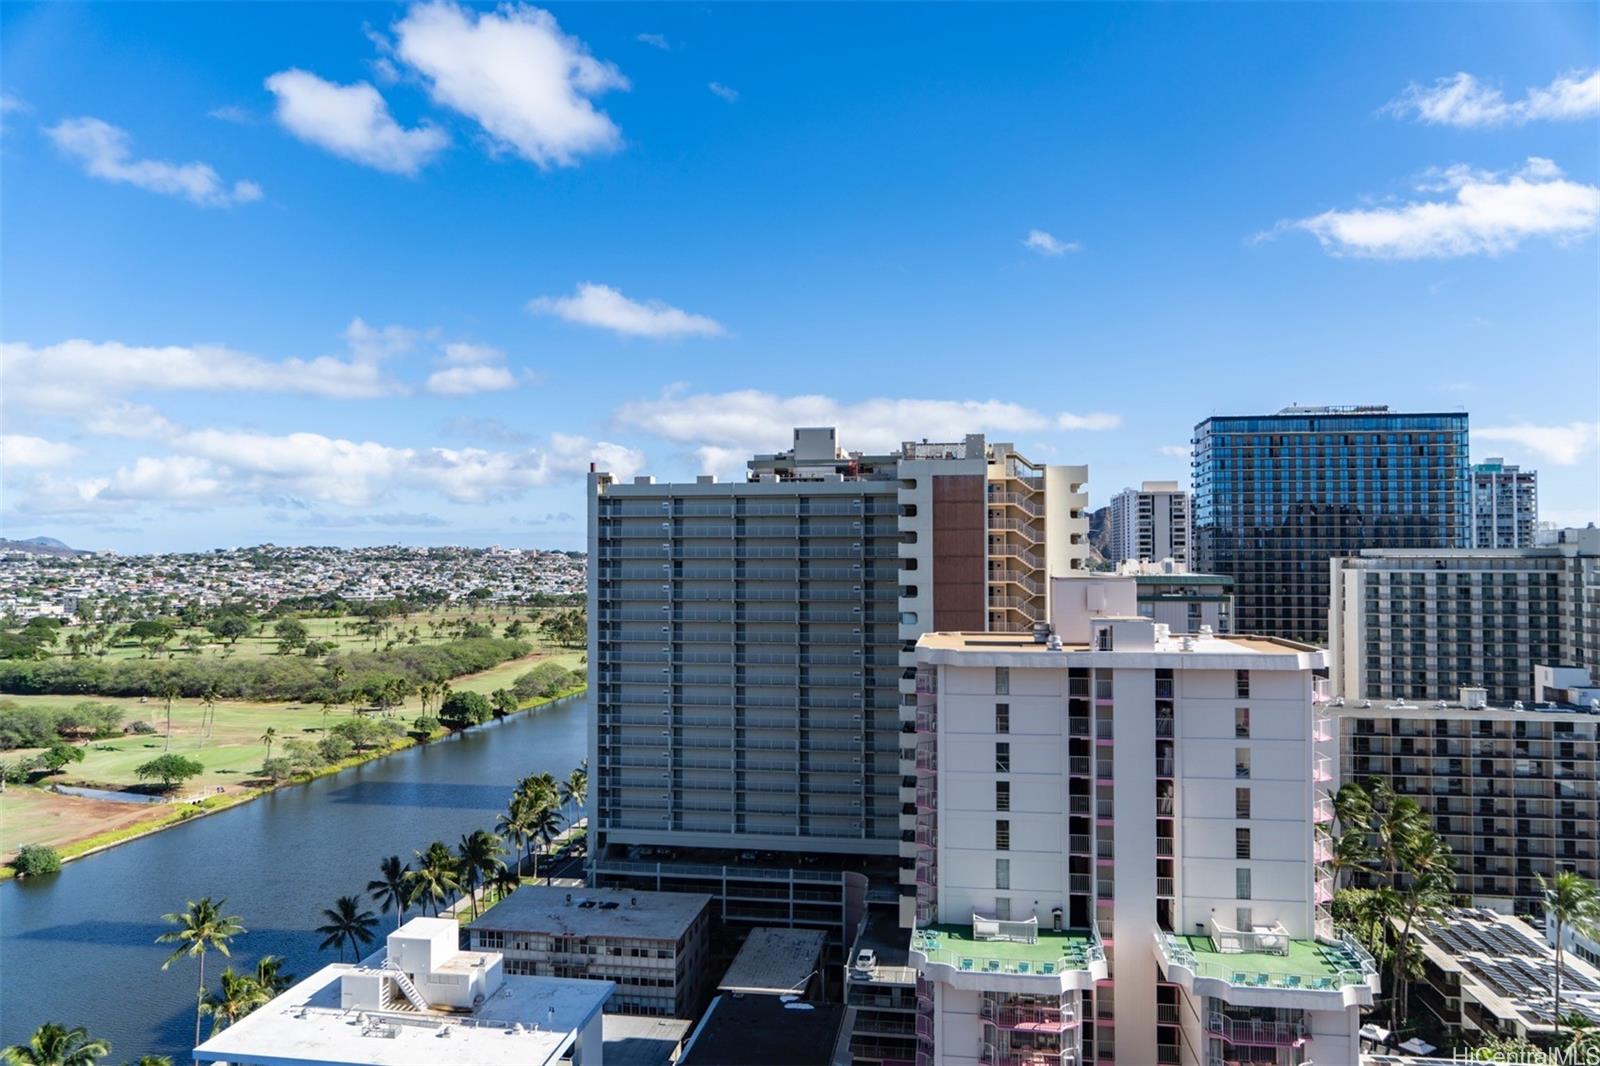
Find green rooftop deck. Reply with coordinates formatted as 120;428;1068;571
1163;934;1373;991
913;924;1102;976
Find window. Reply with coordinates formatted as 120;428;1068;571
1236;867;1251;900
1235;747;1250;779
1235;828;1251;860
996;742;1011;773
996;781;1010;812
996;858;1010;890
1234;707;1250;738
1235;787;1251;819
995;703;1010;734
995;667;1010;695
1235;670;1250;698
996;820;1010;851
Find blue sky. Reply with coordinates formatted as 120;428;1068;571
2;2;1596;553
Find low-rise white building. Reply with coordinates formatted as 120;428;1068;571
908;575;1377;1065
192;917;612;1066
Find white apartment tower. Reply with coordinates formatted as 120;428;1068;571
909;576;1377;1066
1108;482;1190;566
1471;458;1538;549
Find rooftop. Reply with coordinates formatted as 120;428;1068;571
1331;695;1600;720
470;886;711;941
912;923;1100;976
191;965;612;1066
848;907;916;987
602;1013;694;1066
719;927;828;995
916;629;1309;658
1412;907;1600;1031
679;994;851;1066
1174;934;1366;990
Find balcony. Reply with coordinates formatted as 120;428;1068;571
979;1000;1079;1033
1313;796;1333;824
1313;754;1333;785
1205;1013;1308;1047
979;1045;1072;1066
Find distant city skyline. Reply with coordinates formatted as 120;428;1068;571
1;2;1596;554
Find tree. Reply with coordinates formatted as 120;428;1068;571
159;679;179;753
3;1022;111;1065
439;691;492;729
259;727;277;763
254;955;294;996
128;619;176;658
199;968;268;1035
456;829;506;920
37;743;85;777
561;763;588;814
135;754;204;792
1386;830;1455;1029
316;896;379;963
405;841;461;917
368;855;411;930
1539;871;1600;1042
207;615;253;646
525;802;564;883
273;618;308;655
490;688;517;720
157;897;246;1047
259;756;293;782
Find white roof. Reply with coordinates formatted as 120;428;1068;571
192;964;612;1066
718;928;827;994
470;886;711;942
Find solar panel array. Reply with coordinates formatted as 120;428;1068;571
1420;910;1600;1028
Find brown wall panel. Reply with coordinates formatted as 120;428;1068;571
931;474;986;631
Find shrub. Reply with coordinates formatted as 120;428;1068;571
12;844;62;877
128;720;157;734
411;715;440;735
512;661;577;702
260;756;294;782
317;735;353;762
282;737;325;773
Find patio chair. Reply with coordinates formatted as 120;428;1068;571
1231;972;1248;984
1016;962;1030;974
960;957;975;971
1311;976;1334;990
1041;962;1056;975
985;959;1001;973
1251;973;1269;986
1285;975;1302;988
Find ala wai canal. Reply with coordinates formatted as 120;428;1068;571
0;694;589;1061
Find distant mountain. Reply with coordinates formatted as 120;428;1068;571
0;536;89;557
1086;506;1110;565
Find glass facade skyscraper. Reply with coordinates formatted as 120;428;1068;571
1192;405;1469;645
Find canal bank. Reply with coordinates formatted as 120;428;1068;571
0;692;591;1061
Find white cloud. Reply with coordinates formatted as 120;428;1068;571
708;82;739;103
635;33;670;51
96;456;224;503
45;117;262;207
0;435;76;469
439;341;500;364
1278;158;1599;259
426;364;518;395
1023;229;1080;256
82;402;183;441
393;0;628;169
266;68;449;175
207;105;253;124
616;388;1121;472
1384;68;1600;127
0;93;29;132
529;283;725;339
343;317;424;360
1057;412;1122;431
1158;445;1191;459
1475;422;1599;466
1;329;407;415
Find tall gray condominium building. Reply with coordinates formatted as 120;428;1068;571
1330;527;1600;704
587;428;1088;945
1106;480;1190;565
1471;457;1539;548
1192;405;1470;646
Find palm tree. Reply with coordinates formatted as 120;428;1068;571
527;802;565;883
1388;832;1455;1030
488;865;521;906
199;968;269;1035
405;842;461;917
4;1023;111;1065
199;685;220;746
253;955;294;995
368;855;412;930
160;680;180;753
457;830;507;920
1540;871;1600;1041
316;895;379;963
259;727;277;764
560;763;588;818
157;897;246;1047
496;800;534;875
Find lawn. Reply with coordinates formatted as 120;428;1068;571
63;607;571;664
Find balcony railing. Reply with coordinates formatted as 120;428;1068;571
1206;1013;1308;1046
979;1001;1078;1032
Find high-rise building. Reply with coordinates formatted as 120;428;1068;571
1471;457;1539;549
586;428;1088;953
1192;405;1470;646
1337;682;1600;915
907;576;1378;1066
1328;527;1600;704
1117;559;1234;635
1107;481;1190;566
